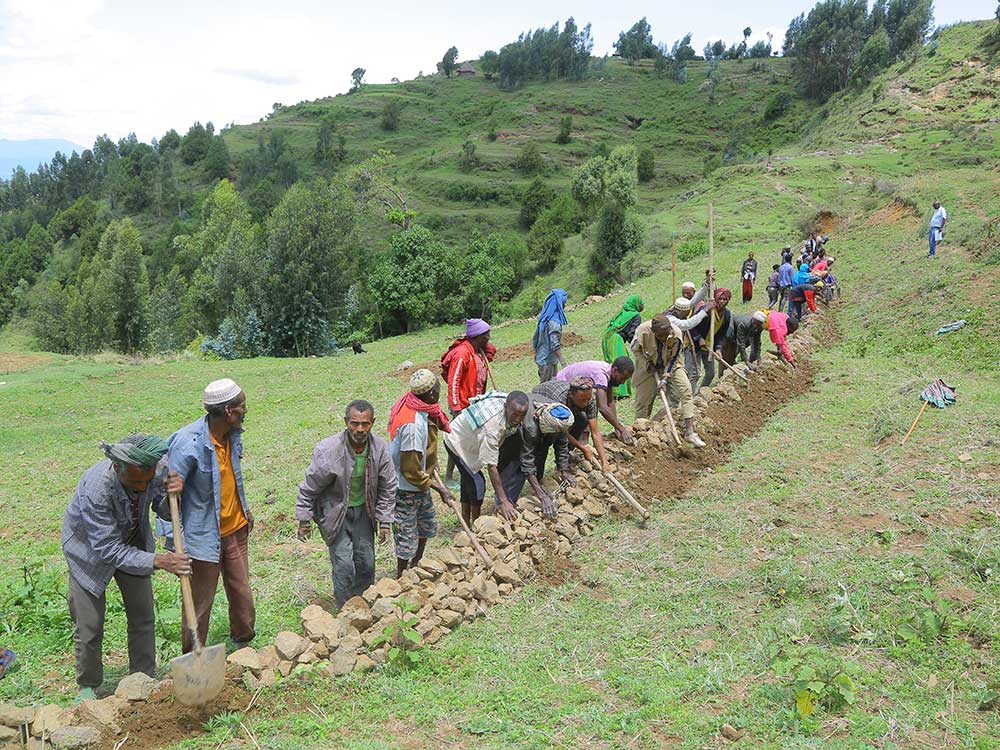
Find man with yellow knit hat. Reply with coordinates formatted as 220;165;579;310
168;378;255;652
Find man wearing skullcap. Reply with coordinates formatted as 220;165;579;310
63;434;190;701
630;314;706;446
664;270;716;394
532;376;611;473
496;396;577;517
386;370;454;575
168;378;256;652
680;281;697;300
297;399;397;605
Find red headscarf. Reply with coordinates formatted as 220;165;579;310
388;392;451;440
714;287;732;304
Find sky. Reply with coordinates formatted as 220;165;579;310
0;0;995;148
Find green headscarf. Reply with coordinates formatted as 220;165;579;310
101;434;169;468
605;294;644;333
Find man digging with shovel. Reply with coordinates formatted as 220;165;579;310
62;435;190;701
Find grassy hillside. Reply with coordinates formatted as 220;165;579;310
223;55;811;253
1;19;999;750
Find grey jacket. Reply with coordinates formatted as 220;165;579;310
62;458;167;597
295;431;397;545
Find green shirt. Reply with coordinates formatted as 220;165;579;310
348;444;367;507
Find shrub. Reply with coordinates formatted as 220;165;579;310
555;116;572;144
519;177;555;228
637;146;655;182
763;92;793;122
514;142;544;174
381;101;401;131
458;139;478;172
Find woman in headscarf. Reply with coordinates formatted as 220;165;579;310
740;252;757;303
532;288;569;383
601;294;644;400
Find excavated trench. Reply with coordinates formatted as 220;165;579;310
86;313;834;750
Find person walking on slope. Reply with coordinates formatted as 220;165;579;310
168;379;256;653
630;313;707;447
63;435;190;701
600;295;644;401
296;400;397;607
928;200;947;257
387;370;455;576
741;252;758;303
766;264;780;310
532;288;568;383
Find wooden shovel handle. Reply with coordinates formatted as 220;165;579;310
432;470;494;568
657;386;683;447
900;400;928;446
168;491;201;651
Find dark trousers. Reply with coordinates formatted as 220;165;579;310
328;506;375;609
184;525;255;652
789;300;804;319
778;285;791;312
68;571;155;689
767;287;779;309
446;443;522;509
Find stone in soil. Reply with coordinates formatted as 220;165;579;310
227;647;262;674
114;672;160;701
31;704;71;737
328;647;357;676
76;697;123;732
50;726;100;750
0;703;35;727
301;605;340;644
363;577;402;603
274;631;307;661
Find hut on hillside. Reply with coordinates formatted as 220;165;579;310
457;62;476;77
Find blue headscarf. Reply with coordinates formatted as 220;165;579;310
536;288;568;333
793;264;813;286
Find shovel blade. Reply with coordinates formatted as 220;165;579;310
170;643;227;706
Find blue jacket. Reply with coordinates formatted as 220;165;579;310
167;416;249;563
793;264;814;286
778;262;795;287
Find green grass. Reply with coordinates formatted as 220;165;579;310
2;18;1000;750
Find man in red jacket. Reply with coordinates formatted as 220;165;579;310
443;318;493;412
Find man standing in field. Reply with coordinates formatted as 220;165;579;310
296;399;397;607
168;379;256;652
928;200;947;257
63;435;191;700
777;254;796;313
555;358;636;445
387;370;455;575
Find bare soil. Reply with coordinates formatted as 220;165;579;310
0;352;50;375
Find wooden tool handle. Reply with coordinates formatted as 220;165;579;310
712;350;750;383
432;470;494;568
657;386;683;447
604;472;650;520
168;491;201;652
484;356;498;392
900;400;928;446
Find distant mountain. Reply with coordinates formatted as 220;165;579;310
0;138;87;177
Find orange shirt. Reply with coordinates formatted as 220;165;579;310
212;432;247;538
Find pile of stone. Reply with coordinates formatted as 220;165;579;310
0;672;161;750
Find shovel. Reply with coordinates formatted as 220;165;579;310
167;491;226;706
604;472;650;525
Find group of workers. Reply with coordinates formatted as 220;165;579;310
53;241;821;702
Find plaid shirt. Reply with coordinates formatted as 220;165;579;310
62;459;167;597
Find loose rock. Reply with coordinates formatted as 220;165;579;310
50;726;100;750
114;672;159;701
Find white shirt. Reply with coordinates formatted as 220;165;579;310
930;206;947;228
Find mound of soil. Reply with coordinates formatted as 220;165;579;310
98;667;250;750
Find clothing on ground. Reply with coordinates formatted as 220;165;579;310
933;320;966;335
919;379;957;408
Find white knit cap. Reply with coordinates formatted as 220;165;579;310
204;378;242;406
409;368;437;395
681;281;696;291
672;297;692;312
751;311;767;323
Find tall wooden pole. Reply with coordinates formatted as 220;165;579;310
708;204;716;354
671;232;677;301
